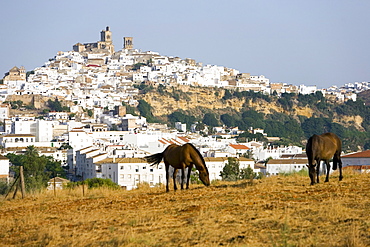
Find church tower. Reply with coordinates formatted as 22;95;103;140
101;26;112;42
98;26;114;54
123;37;133;49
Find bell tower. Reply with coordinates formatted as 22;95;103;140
101;26;112;42
98;26;114;54
123;37;133;49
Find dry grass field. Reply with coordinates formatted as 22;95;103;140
1;171;370;247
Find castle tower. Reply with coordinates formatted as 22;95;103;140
123;37;133;49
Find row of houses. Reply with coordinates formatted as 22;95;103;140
2;145;370;189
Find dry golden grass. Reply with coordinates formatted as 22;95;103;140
1;171;370;247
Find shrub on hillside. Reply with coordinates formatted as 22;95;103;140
66;178;120;189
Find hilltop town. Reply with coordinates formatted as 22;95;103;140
0;27;369;189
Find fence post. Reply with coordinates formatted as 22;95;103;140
19;166;25;199
82;172;85;197
54;176;56;197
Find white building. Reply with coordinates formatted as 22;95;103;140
0;104;10;121
0;155;10;183
68;128;94;150
75;146;108;178
341;150;370;167
299;85;317;95
175;122;186;132
266;159;308;176
0;134;36;148
96;157;166;190
11;119;55;142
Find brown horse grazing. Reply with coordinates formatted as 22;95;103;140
145;143;210;192
306;132;343;185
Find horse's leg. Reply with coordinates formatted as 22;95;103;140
173;168;178;191
186;164;193;189
324;160;330;182
165;163;170;192
180;166;186;190
338;159;343;181
332;156;338;170
316;159;320;183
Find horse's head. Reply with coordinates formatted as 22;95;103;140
307;164;317;185
199;169;210;186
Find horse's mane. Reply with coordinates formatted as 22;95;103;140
187;143;209;172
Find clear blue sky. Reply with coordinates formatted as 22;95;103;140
1;0;369;88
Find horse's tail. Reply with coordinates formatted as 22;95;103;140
144;152;164;167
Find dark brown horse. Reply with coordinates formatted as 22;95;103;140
306;132;343;185
145;143;210;192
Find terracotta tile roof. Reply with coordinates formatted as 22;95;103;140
177;136;190;143
204;157;228;162
342;150;370;158
96;157;147;164
158;139;169;145
1;134;35;137
267;159;308;165
229;144;250;150
203;157;254;162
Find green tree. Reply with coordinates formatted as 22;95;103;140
132;63;147;71
220;114;235;127
6;146;66;192
222;89;232;100
202;113;219;127
45;157;67;178
195;122;205;132
66;178;120;189
168;111;196;129
240;165;256;180
87;109;93;117
59;143;72;150
220;157;240;181
47;99;69;112
137;99;155;122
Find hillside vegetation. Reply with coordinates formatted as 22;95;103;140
134;85;370;152
1;171;369;246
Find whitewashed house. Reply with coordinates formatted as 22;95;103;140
266;158;308;176
227;144;250;157
0;134;36;148
47;177;70;190
96;157;166;190
11;119;55;142
75;146;108;179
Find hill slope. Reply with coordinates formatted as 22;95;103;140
139;86;364;130
1;171;370;246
